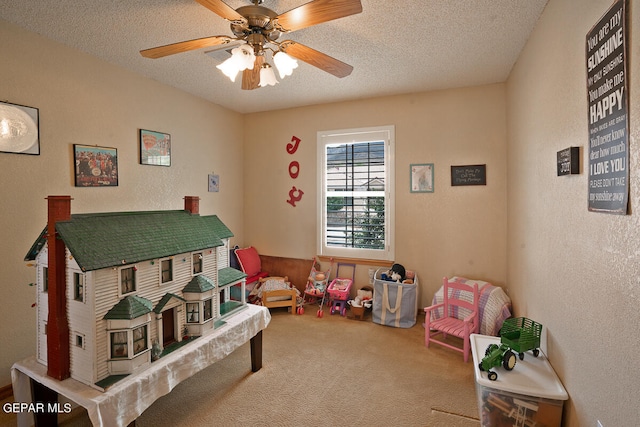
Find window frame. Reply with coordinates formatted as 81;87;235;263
160;258;173;284
186;302;200;323
192;252;203;275
42;266;48;292
73;271;84;302
119;266;136;297
317;125;395;261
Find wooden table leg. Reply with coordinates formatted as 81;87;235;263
250;330;263;372
30;379;58;427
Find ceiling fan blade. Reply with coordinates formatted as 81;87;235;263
194;0;246;23
242;55;264;90
140;36;235;59
282;41;353;78
275;0;362;33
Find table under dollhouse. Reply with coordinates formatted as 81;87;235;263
11;304;271;427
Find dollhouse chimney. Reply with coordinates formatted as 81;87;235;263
184;196;200;214
46;196;72;380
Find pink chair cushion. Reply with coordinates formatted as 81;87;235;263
235;246;262;277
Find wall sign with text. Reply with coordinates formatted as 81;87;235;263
586;0;629;214
451;165;486;186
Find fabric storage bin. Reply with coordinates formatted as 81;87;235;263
470;334;568;427
372;268;418;328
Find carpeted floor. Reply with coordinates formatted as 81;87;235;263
1;308;481;426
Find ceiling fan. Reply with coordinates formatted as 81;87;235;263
140;0;363;90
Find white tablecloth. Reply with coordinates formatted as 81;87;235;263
11;304;271;427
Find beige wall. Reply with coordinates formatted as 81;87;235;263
507;0;639;425
242;86;508;307
0;20;245;386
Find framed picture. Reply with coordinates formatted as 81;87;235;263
140;129;171;166
410;163;434;193
0;101;40;155
208;174;220;192
73;144;118;187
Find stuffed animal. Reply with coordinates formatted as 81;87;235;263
387;263;406;283
349;287;373;308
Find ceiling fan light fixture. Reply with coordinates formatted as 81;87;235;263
259;64;278;87
273;51;298;79
216;44;256;82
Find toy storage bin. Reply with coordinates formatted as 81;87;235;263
470;334;568;427
372;268;418;328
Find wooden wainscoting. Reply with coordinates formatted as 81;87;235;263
258;255;319;293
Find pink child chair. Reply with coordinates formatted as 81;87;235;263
423;277;479;362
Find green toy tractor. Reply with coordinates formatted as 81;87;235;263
478;343;517;381
479;317;543;381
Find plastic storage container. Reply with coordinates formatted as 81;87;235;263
470;334;568;427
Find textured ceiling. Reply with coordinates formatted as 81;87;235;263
1;0;548;114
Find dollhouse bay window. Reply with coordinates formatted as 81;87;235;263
182;275;217;336
104;295;153;375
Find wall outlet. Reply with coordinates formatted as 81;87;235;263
368;268;375;284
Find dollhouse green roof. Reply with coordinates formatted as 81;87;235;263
202;215;234;239
218;267;247;286
104;295;153;320
183;275;216;293
25;210;227;271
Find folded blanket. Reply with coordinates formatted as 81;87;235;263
431;277;512;336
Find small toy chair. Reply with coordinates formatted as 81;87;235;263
423;277;479;362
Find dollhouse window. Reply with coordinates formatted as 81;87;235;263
110;331;128;358
43;266;48;292
192;252;203;274
73;272;84;302
75;333;85;349
133;325;148;355
186;302;200;323
161;259;173;283
203;298;213;321
120;266;136;295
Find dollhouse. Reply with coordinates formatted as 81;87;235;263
24;196;246;390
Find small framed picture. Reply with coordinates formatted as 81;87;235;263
74;144;118;187
0;101;40;155
410;163;434;193
140;129;171;166
208;174;220;192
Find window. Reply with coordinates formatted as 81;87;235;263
73;272;84;302
43;266;48;292
203;298;213;321
161;259;173;283
132;325;148;355
317;126;395;261
75;334;85;349
192;252;203;274
186;302;200;323
110;331;128;358
109;326;148;359
120;266;136;295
